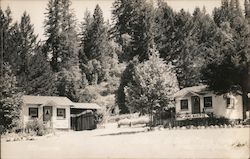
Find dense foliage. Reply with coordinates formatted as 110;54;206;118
0;64;23;133
125;49;179;118
201;0;250;118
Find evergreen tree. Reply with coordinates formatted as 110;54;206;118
112;0;154;62
16;12;37;89
202;0;250;119
56;66;82;102
26;48;57;96
59;0;79;69
0;7;20;71
44;0;82;99
4;22;21;72
130;1;154;62
0;63;22;132
111;0;135;44
79;5;115;85
213;0;243;27
79;10;93;74
113;0;155;113
115;58;138;114
245;0;250;22
154;0;176;61
213;2;229;26
44;0;62;72
174;7;219;88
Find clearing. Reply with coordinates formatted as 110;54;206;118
1;124;249;159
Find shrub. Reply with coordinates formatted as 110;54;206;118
170;116;230;128
95;111;104;124
25;119;47;136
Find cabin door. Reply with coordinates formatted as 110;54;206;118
43;106;53;122
191;96;200;114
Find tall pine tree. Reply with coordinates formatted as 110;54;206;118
44;0;62;72
16;12;37;90
26;47;57;96
79;5;115;85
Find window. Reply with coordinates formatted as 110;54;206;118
226;98;234;109
29;108;38;118
180;99;188;110
204;96;212;108
57;108;66;118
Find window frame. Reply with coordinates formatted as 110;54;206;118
204;96;213;108
29;107;38;118
57;108;66;119
180;99;189;110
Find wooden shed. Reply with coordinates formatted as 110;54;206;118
70;103;102;131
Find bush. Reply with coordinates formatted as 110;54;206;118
95;111;104;124
170;116;230;128
25;119;47;136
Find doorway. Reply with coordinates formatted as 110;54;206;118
43;106;53;122
191;96;200;114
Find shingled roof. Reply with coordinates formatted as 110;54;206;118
23;95;73;106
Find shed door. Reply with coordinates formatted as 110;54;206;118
191;96;200;114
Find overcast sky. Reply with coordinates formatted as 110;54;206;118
1;0;244;40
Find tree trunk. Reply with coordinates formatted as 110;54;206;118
242;63;250;119
242;90;249;119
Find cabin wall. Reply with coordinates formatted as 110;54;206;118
52;106;70;129
22;104;43;127
212;95;243;119
175;94;243;119
175;96;192;114
22;104;70;129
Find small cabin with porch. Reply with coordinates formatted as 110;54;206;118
22;95;101;131
173;85;244;120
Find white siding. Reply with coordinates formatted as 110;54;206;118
23;104;43;127
175;94;243;119
52;106;70;129
176;97;192;114
212;95;243;119
22;104;71;129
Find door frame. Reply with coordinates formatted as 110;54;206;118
191;96;201;114
43;106;53;122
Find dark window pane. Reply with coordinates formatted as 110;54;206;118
226;98;234;108
57;108;66;118
204;96;212;108
181;99;188;110
227;98;230;105
29;108;38;118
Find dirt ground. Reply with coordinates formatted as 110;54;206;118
1;124;250;159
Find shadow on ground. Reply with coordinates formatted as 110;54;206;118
97;130;148;136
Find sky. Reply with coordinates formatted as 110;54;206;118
0;0;245;40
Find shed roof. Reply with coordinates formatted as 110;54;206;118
173;85;209;98
23;95;73;106
72;103;102;110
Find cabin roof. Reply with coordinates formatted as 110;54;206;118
72;103;102;110
23;95;73;106
173;85;209;98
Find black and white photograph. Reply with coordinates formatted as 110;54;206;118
0;0;250;158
